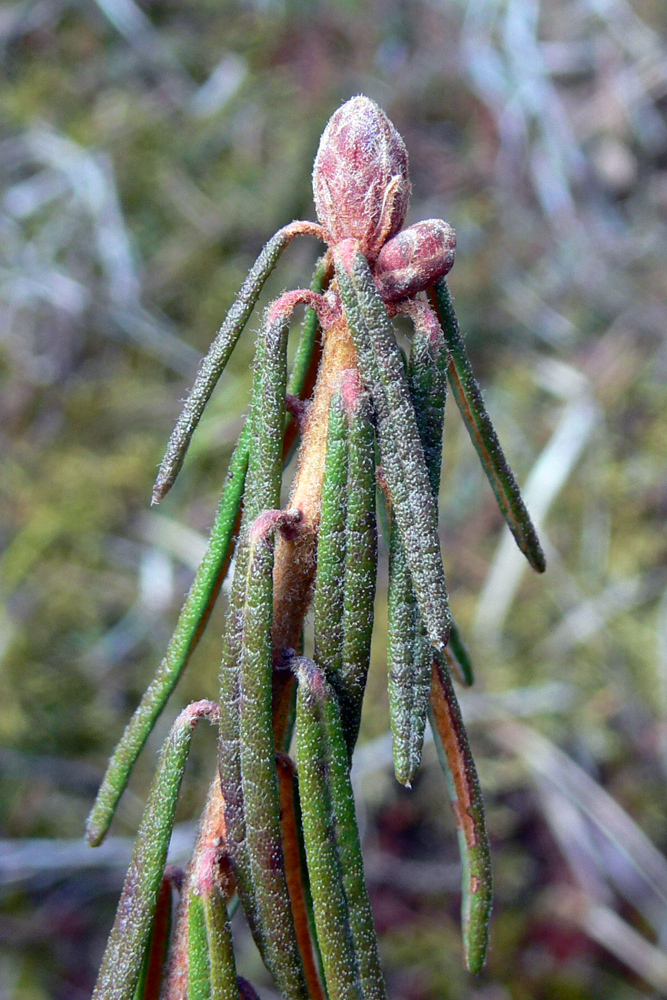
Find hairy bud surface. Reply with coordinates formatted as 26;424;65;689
312;96;411;261
374;220;456;301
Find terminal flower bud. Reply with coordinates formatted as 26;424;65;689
374;219;456;301
312;96;411;261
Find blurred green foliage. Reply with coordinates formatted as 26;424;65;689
1;0;667;997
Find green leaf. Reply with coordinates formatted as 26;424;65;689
187;883;239;1000
429;661;492;973
444;619;475;687
313;376;379;763
295;656;388;1000
387;521;430;788
429;279;545;573
218;307;291;957
132;873;174;1000
240;514;309;1000
313;389;349;717
294;657;364;1000
92;701;220;1000
219;301;308;998
188;893;212;1000
153;221;325;503
161;776;237;1000
204;891;240;1000
276;753;328;1000
283;255;332;470
87;427;249;846
406;303;448;499
186;872;238;1000
387;303;448;786
334;242;451;653
287;255;331;400
339;379;377;758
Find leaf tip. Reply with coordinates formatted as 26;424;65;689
85;823;103;848
533;550;547;573
151;476;169;506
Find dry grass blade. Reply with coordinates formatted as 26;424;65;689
494;722;667;924
552;890;667;993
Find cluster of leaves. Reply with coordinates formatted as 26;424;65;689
2;2;667;999
88;94;543;997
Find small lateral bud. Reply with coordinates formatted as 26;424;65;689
374;219;456;301
312;96;411;261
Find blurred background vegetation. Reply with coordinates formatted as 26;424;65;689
1;0;667;997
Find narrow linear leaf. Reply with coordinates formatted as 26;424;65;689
340;377;377;758
296;657;388;1000
287;254;330;396
153;221;325;503
428;279;546;574
429;660;492;973
218;309;290;954
87;427;249;846
314;660;388;1000
161;777;235;1000
92;701;220;1000
245;310;291;523
335;242;450;652
388;303;448;786
188;893;212;1000
276;754;328;1000
274;261;337;753
387;521;429;788
445;619;475;687
188;782;240;1000
283;254;332;465
188;876;238;1000
406;303;448;500
294;658;364;1000
313;389;349;704
132;873;174;1000
220;304;306;996
239;512;309;1000
217;540;258;945
204;889;239;1000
